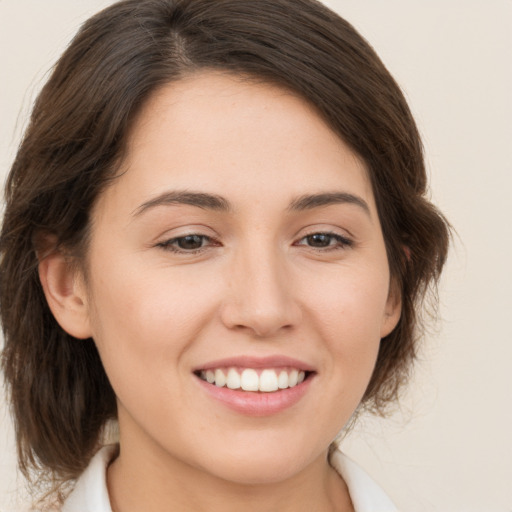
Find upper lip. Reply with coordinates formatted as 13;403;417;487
193;355;316;372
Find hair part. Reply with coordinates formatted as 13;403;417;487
1;0;449;491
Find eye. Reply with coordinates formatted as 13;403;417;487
296;232;352;250
157;234;218;253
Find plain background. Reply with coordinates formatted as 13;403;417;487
1;1;511;511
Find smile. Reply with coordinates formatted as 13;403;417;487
197;367;307;392
193;356;315;416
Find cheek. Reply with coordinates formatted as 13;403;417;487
89;250;217;333
85;256;222;396
299;262;389;396
302;261;390;340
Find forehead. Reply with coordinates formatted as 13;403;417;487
101;71;376;217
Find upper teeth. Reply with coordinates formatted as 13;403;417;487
199;368;306;392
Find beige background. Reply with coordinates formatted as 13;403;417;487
1;1;511;511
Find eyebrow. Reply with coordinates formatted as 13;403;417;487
132;190;370;217
132;191;231;217
288;192;371;216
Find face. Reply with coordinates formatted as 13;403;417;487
76;72;400;484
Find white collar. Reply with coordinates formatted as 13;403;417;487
329;449;398;512
62;445;115;512
62;444;397;512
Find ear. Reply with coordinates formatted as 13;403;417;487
380;280;402;338
38;244;92;340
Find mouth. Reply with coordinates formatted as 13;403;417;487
192;356;315;415
194;367;312;393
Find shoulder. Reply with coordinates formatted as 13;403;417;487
329;447;398;512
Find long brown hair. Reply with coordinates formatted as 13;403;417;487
1;0;449;488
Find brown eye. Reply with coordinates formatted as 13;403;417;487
296;232;353;250
158;234;218;253
306;233;333;247
176;235;205;250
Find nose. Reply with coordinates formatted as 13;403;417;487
220;244;302;338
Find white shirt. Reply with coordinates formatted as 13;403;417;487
62;444;397;512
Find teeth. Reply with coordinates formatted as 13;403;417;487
278;370;289;389
199;367;308;392
240;369;259;391
226;368;241;389
288;369;298;387
214;369;226;387
259;369;278;392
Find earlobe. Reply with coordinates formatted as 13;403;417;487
380;283;402;338
38;246;92;340
380;248;409;338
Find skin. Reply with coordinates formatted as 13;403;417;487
40;72;400;511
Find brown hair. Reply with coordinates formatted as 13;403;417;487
1;0;449;488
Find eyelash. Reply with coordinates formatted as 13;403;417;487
156;231;353;254
294;231;353;251
156;234;218;254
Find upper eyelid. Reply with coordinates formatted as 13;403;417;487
154;225;218;243
156;233;351;256
296;227;353;241
159;233;217;245
295;232;353;246
293;220;355;237
158;230;350;241
154;225;354;247
298;228;349;237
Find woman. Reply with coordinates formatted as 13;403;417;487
0;0;449;510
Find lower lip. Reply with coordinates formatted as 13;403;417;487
195;375;314;417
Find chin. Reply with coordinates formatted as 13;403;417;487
207;459;306;486
194;438;322;486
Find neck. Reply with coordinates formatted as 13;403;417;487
107;436;353;512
